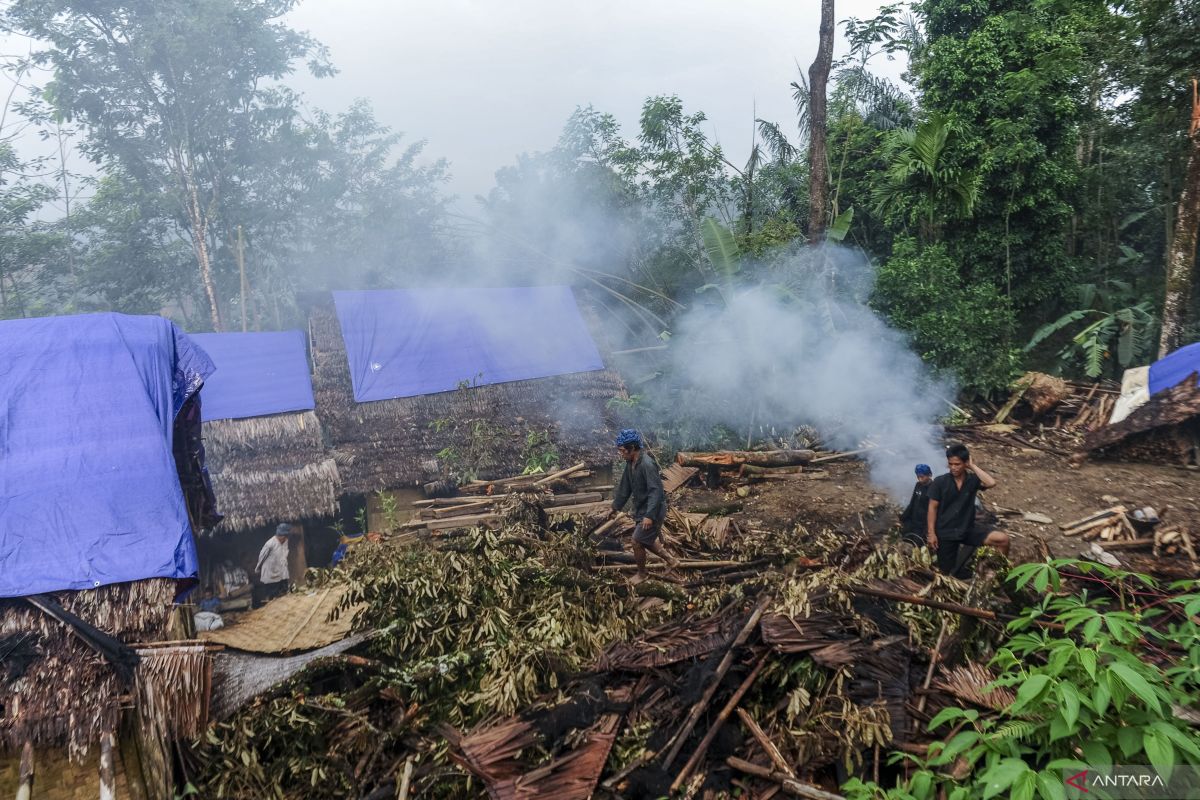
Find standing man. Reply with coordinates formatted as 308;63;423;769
899;464;934;547
253;523;292;607
610;429;679;583
926;445;1010;578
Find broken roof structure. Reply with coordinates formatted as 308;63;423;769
190;331;341;532
1087;343;1200;463
308;287;626;494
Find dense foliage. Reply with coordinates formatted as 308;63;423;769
1;0;1197;384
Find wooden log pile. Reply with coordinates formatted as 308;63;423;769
1061;504;1199;569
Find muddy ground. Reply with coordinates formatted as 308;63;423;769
673;441;1200;564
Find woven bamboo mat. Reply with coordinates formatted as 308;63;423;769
200;587;360;653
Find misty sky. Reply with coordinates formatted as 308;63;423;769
2;0;907;210
284;0;907;203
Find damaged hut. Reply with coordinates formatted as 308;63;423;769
308;287;627;496
0;313;219;800
190;331;342;591
1085;342;1200;464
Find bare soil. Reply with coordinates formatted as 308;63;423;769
673;443;1200;564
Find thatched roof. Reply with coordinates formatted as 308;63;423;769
308;300;626;495
0;580;177;757
1083;372;1200;462
204;410;341;532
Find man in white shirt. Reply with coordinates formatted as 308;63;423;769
252;523;292;608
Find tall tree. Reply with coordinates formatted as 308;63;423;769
3;0;330;330
806;0;835;243
1160;83;1200;355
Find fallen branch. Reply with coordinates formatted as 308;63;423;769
737;709;796;779
660;595;771;768
726;757;845;800
670;651;770;791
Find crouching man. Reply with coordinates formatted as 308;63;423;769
899;463;934;547
926;445;1010;578
609;429;679;583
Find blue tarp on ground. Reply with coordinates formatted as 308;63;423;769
1149;341;1200;396
333;287;605;402
0;313;213;597
189;331;315;421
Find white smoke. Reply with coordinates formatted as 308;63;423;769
661;243;949;501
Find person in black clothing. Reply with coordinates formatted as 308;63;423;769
609;428;679;582
926;444;1011;578
899;463;935;547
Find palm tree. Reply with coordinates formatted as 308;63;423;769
871;113;979;242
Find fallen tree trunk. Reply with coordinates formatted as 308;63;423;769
726;757;845;799
676;450;814;469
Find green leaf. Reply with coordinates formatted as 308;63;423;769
1082;740;1111;766
1144;727;1175;779
982;758;1030;800
1118;726;1142;758
700;217;739;280
1036;771;1068;800
1011;673;1051;712
1109;663;1161;712
1079;648;1097;680
1012;770;1037;800
1059;683;1081;728
828;206;855;242
1150;722;1200;759
927;707;968;731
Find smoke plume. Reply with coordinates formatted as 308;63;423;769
655;244;949;502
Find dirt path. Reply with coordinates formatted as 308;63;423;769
674;442;1200;564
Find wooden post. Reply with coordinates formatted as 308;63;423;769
16;741;33;800
100;732;116;800
236;225;248;333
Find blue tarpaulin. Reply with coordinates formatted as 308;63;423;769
1149;341;1200;396
189;331;315;421
333;287;605;402
0;313;212;597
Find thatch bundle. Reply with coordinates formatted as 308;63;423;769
0;579;177;758
308;302;626;494
205;411;342;532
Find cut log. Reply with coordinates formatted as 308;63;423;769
738;464;805;476
1060;507;1126;534
676;450;814;469
726;757;845;800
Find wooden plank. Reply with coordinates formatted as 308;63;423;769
662;463;700;494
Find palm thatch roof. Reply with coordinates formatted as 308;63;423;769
307;299;626;495
0;580;177;758
1083;372;1200;463
204;410;341;532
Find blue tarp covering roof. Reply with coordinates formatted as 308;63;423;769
0;313;212;597
333;287;605;402
1149;341;1200;396
189;331;315;421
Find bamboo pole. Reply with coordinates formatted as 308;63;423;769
533;461;587;486
397;757;414;800
16;742;33;800
671;651;770;791
737;709;795;778
726;757;845;800
850;586;1066;632
99;732;116;800
660;596;771;768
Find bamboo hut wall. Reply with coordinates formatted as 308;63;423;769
308;303;626;495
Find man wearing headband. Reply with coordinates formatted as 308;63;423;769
899;464;934;547
609;429;679;582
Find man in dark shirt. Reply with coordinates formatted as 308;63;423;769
899;464;934;547
926;444;1010;578
609;428;678;582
